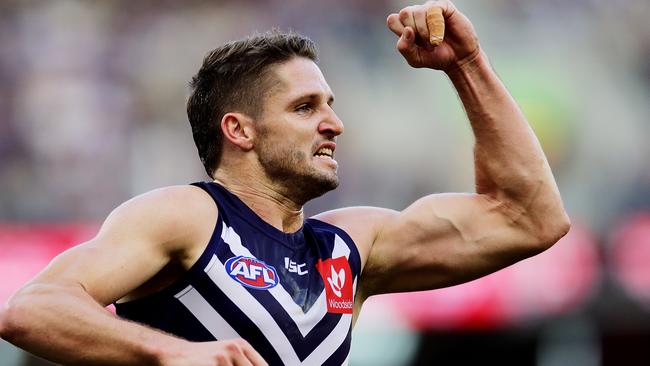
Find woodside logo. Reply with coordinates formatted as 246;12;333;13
316;256;353;314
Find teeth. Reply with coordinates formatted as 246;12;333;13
316;147;333;157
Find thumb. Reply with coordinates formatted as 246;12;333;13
396;27;418;64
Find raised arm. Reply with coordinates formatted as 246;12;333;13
0;186;266;366
319;1;570;302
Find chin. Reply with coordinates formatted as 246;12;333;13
295;172;339;203
282;169;339;205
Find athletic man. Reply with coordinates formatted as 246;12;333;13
0;1;570;365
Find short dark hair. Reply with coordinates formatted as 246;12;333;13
187;30;318;178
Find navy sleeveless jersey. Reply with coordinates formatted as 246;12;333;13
115;182;361;366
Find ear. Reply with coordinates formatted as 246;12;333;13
221;112;255;151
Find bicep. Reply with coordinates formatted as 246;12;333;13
30;235;169;307
361;193;539;296
24;187;208;306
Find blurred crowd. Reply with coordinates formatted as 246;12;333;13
0;0;648;224
1;0;649;365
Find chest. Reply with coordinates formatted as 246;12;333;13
214;222;357;316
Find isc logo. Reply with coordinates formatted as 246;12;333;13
225;256;279;290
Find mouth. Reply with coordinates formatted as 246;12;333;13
313;146;334;159
313;143;338;169
313;141;336;159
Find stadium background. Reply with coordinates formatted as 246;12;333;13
1;0;649;364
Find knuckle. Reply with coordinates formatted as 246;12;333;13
236;338;251;347
225;341;242;354
443;0;456;12
387;14;399;27
398;8;410;21
214;353;227;363
231;339;249;351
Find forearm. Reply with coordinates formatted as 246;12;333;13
1;283;184;366
448;52;558;200
446;50;568;237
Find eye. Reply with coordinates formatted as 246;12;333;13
295;104;314;114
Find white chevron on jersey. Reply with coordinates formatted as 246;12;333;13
331;234;351;260
220;224;355;336
204;254;302;364
174;285;241;341
204;253;352;365
173;223;356;364
175;283;352;365
297;311;351;366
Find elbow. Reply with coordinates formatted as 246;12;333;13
532;210;571;252
0;295;27;343
0;304;8;341
0;284;55;344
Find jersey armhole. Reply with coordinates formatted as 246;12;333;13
307;218;362;275
115;184;224;309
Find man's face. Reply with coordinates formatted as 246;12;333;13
254;57;344;205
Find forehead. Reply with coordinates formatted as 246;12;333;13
269;57;333;102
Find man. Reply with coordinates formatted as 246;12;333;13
0;1;570;365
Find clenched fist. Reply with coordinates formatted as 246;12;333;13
387;0;480;71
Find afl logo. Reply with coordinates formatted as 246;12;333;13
225;256;279;290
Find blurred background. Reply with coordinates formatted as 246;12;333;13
1;0;649;365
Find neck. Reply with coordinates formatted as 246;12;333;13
213;170;305;233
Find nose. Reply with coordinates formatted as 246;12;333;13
318;106;344;137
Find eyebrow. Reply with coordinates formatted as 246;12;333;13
289;93;335;106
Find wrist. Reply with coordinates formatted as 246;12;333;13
146;335;190;366
444;48;487;80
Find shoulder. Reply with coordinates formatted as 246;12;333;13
311;206;399;268
99;185;218;253
107;185;216;223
